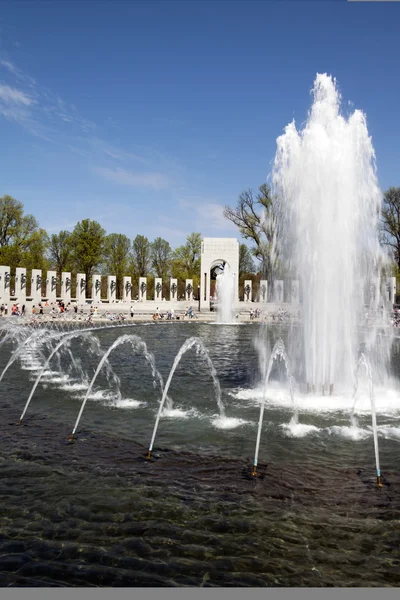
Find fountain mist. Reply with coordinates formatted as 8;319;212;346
216;264;235;324
273;73;384;391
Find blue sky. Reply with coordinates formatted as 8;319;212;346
0;0;399;247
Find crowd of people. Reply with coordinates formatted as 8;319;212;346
152;306;197;321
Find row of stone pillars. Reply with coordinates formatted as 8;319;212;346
0;267;195;305
243;279;300;303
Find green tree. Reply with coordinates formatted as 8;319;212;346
70;219;106;291
172;233;201;279
0;195;49;273
151;237;172;279
48;230;73;282
104;233;131;298
381;187;400;270
224;184;279;280
132;234;151;277
239;243;255;279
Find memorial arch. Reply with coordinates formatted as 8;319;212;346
200;238;239;310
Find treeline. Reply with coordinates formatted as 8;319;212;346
0;195;257;299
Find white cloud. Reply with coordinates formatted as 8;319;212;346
179;197;235;231
0;57;184;194
94;166;171;190
0;83;34;106
0;59;19;76
0;58;36;85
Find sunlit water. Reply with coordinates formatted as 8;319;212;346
1;322;400;586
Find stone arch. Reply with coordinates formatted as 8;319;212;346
200;238;239;310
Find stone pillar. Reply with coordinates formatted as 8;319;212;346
92;274;101;304
274;280;284;303
123;276;132;303
31;269;42;305
367;278;378;308
386;277;396;305
0;266;11;304
185;279;193;302
46;270;57;304
290;280;299;304
259;280;268;303
15;267;27;305
244;280;252;302
76;273;86;304
138;277;147;301
61;272;71;304
108;275;116;302
154;277;162;302
170;278;178;301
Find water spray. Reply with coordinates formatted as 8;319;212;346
353;353;383;488
18;331;93;425
147;337;224;459
69;334;163;441
252;338;293;477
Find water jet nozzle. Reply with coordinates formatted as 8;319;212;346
146;450;152;460
17;419;22;426
68;433;75;443
377;475;383;488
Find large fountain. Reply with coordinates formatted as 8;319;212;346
272;73;387;394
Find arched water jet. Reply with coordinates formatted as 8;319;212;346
69;334;163;440
18;330;96;424
0;325;29;349
147;336;225;459
351;353;382;487
252;338;294;477
0;329;55;384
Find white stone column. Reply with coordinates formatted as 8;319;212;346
61;272;71;304
259;280;268;303
0;266;11;304
386;277;396;305
46;270;57;304
123;276;132;303
290;280;299;304
108;275;116;302
15;267;27;305
154;277;162;302
31;269;42;305
244;280;252;302
200;269;210;309
139;277;147;301
76;273;86;304
92;274;101;303
185;279;193;302
274;280;284;303
170;278;178;301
